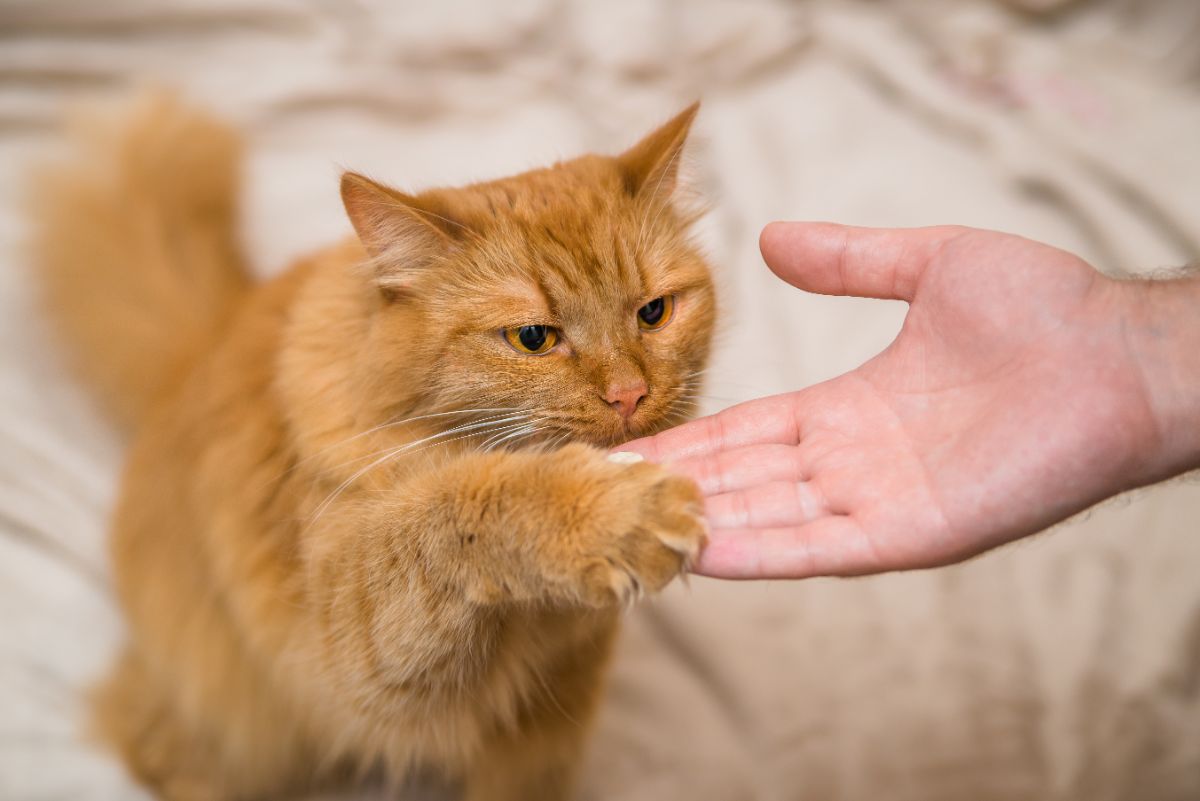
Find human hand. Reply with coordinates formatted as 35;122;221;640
622;223;1200;579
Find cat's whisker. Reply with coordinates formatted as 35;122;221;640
321;413;533;474
508;422;549;448
346;408;525;448
525;410;590;427
263;407;522;486
480;422;544;453
305;416;538;529
476;415;548;447
472;421;532;452
674;382;703;395
393;421;534;463
386;412;547;462
309;417;531;486
526;428;570;454
661;405;691;425
659;389;701;428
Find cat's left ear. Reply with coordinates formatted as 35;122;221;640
616;101;700;200
341;172;463;298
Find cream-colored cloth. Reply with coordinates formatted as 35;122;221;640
2;1;1199;799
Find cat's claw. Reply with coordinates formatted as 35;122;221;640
539;444;708;608
607;566;645;609
653;511;707;569
589;491;707;607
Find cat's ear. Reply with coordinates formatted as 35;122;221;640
617;101;700;200
340;172;461;297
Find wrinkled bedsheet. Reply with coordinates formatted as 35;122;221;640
2;1;1199;799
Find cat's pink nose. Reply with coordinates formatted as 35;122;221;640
604;380;647;419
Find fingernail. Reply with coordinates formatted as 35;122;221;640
607;451;645;465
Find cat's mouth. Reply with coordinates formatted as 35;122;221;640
536;395;689;450
432;386;694;454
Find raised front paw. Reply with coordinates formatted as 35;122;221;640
542;445;707;607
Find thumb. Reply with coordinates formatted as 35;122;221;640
759;222;967;302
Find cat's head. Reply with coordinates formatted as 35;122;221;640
340;104;714;448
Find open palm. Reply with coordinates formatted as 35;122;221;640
624;223;1169;579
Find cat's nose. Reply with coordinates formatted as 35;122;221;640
604;380;647;419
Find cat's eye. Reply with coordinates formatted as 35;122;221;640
637;295;675;331
503;325;558;355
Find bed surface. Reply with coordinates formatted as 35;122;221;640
2;1;1199;799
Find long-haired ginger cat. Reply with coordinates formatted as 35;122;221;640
31;95;714;800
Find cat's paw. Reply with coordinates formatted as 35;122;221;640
542;445;707;607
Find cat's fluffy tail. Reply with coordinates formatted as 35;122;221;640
30;93;250;430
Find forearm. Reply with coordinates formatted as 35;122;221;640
302;487;485;697
303;450;570;672
299;448;632;716
379;449;589;605
1116;270;1200;483
306;442;701;651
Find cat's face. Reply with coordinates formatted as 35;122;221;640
343;105;714;447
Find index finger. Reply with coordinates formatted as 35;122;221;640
620;392;803;463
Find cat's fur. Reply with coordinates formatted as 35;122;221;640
31;94;715;800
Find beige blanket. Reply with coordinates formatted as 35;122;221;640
2;1;1199;799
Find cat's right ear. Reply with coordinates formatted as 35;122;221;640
617;102;700;200
340;172;457;298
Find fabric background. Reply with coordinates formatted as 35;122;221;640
1;1;1198;799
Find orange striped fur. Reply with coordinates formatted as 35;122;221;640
31;95;715;800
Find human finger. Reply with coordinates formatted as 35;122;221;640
618;393;804;463
691;516;879;579
759;221;970;302
704;481;830;529
665;443;806;495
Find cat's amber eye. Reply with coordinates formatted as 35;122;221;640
503;325;558;355
637;295;675;331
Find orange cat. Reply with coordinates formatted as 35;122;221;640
31;95;715;800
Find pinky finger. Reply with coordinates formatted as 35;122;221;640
691;517;881;580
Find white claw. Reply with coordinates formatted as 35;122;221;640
606;451;645;465
656;518;706;563
608;569;639;608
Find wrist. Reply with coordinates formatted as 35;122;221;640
1112;271;1200;483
